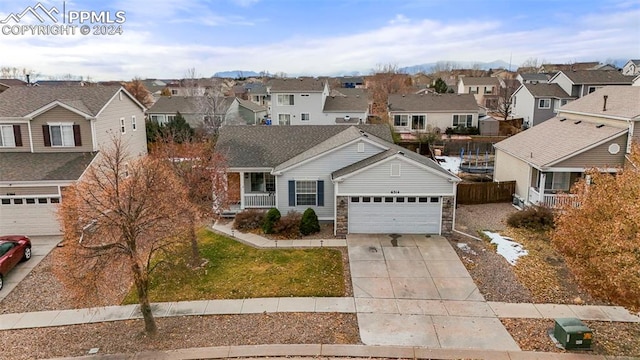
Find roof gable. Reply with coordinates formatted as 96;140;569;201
494;117;628;168
216;125;394;169
523;83;572;98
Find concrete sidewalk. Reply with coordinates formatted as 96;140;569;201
211;221;347;248
47;344;638;360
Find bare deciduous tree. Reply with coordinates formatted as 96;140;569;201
55;137;195;335
149;139;228;267
368;63;412;118
124;77;153;108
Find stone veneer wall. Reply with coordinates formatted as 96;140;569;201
336;196;348;236
441;196;455;235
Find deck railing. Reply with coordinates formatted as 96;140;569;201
244;193;275;208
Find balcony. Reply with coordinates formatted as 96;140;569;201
529;187;579;208
244;193;275;208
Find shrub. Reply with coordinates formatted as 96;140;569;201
233;209;265;231
507;205;555;231
262;208;281;234
273;211;302;239
300;208;320;236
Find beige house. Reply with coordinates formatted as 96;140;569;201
494;86;640;208
0;86;147;235
457;77;502;109
387;93;479;134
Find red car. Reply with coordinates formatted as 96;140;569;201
0;235;31;291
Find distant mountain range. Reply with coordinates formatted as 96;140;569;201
212;58;628;78
213;70;261;78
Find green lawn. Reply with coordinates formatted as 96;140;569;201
124;229;345;303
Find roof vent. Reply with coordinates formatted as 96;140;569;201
398;151;405;155
574;120;582;124
603;95;608;111
559;118;567;122
596;124;605;128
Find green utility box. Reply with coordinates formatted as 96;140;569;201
553;318;593;349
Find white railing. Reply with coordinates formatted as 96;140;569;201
244;193;275;208
529;187;579;208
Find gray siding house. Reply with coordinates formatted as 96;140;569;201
494;86;640;208
216;125;459;236
387;93;479;134
510;83;575;127
0;86;147;235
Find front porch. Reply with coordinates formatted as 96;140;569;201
527;169;580;208
226;171;276;214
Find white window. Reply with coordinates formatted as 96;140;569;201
49;124;75;147
391;163;401;177
411;115;426;130
0;125;15;147
453;114;473;127
167;115;176;123
357;142;364;153
470;86;478;94
250;173;275;192
296;180;316;206
393;114;408;127
171;89;178;95
278;113;291;125
484;86;493;94
131;115;137;131
118;92;123;101
301;113;310;121
120;117;126;134
538;99;551;109
277;94;294;106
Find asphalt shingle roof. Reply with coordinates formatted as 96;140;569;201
523;83;572;98
323;91;368;112
0;152;98;182
460;77;501;86
215;125;393;168
0;86;121;117
388;93;478;112
559;86;640;120
268;78;325;92
147;96;234;115
519;73;550;82
559;70;634;84
0;79;27;87
494;117;628;168
237;98;267;113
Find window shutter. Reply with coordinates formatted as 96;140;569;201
73;124;82;146
317;180;324;206
288;180;295;206
42;125;51;147
13;125;22;147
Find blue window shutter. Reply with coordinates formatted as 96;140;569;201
288;180;295;206
317;180;324;206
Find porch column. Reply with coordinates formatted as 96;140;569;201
240;171;245;209
538;172;546;204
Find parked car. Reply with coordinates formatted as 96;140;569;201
0;235;31;291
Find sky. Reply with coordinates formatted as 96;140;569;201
0;0;638;81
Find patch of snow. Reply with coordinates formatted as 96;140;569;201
436;156;461;174
456;242;477;255
483;231;528;266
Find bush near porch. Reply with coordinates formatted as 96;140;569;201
123;229;345;303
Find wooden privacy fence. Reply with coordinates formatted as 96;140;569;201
457;181;516;205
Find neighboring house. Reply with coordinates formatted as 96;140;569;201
622;60;640;76
549;70;634;98
339;76;365;88
0;86;147;235
140;79;168;102
0;79;27;93
457;77;502;109
494;86;640;208
147;96;235;128
516;73;550;84
510;83;575;128
32;80;90;86
539;62;599;73
224;98;268;125
267;78;368;125
387;93;479;134
245;83;268;106
216;125;460;236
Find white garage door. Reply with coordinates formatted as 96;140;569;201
348;196;441;234
0;197;62;236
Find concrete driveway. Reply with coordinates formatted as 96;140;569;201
347;234;520;351
0;235;60;301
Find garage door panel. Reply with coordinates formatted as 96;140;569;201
0;203;61;236
348;196;441;234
